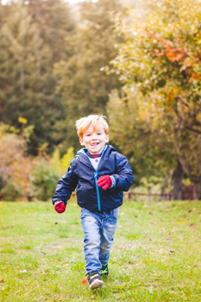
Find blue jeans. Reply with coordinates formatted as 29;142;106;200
81;207;118;275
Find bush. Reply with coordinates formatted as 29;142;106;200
30;161;59;201
0;178;22;201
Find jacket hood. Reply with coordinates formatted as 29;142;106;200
76;145;116;157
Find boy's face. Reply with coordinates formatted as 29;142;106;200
80;124;109;154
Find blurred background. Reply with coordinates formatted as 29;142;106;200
0;0;201;201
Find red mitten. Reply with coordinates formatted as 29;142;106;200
54;201;66;214
97;175;112;190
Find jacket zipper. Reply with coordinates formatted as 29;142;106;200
94;172;101;211
94;146;107;212
77;146;107;212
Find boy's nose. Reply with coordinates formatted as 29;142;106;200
91;134;97;139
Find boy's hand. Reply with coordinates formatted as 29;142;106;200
97;175;112;190
54;201;66;213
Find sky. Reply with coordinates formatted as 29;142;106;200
66;0;98;2
2;0;98;4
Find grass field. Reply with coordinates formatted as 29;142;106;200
0;200;201;302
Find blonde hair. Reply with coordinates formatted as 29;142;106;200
75;114;109;138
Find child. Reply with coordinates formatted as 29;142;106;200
52;114;133;290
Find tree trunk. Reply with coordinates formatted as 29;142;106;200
20;67;24;92
193;182;200;200
173;160;183;200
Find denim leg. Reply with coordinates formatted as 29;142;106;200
99;208;118;265
81;208;118;275
81;209;102;275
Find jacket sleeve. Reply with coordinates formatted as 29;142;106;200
110;154;133;193
52;159;78;206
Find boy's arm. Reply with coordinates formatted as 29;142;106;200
111;156;133;192
97;155;133;192
52;160;78;210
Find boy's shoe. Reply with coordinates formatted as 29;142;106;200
87;271;104;290
101;263;109;276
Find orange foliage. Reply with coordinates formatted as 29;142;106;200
0;126;37;200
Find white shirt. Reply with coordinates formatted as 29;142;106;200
88;157;100;170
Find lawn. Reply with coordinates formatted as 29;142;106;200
0;200;201;302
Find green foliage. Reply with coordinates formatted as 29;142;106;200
52;147;75;175
54;0;125;151
107;89;176;184
0;179;21;201
29;146;75;201
0;0;127;156
110;0;201;193
60;147;74;175
134;176;164;194
0;0;75;155
51;148;61;172
26;0;75;63
0;121;75;201
30;161;59;201
2;0;201;199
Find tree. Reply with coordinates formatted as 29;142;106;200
107;89;177;187
0;1;75;154
110;0;201;199
24;0;75;67
54;0;125;152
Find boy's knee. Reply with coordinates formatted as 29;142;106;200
100;243;112;251
84;236;100;248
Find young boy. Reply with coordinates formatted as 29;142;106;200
52;115;133;290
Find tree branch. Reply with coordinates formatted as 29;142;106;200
174;97;201;134
185;125;201;134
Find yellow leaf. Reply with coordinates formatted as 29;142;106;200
18;117;27;124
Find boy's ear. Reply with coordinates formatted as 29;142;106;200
106;135;109;143
79;137;84;146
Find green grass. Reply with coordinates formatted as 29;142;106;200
0;200;201;302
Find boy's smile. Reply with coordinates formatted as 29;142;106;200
80;124;109;154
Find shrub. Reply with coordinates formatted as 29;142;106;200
30;161;60;201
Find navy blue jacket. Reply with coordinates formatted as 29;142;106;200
52;145;133;213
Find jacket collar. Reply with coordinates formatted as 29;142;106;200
76;146;108;170
76;148;94;170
